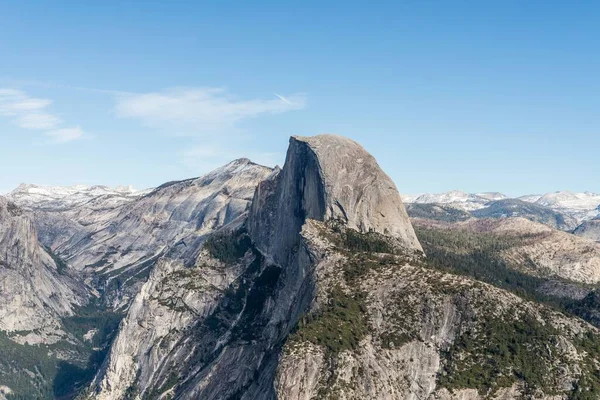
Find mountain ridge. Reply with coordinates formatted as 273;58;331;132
403;190;600;225
1;136;600;399
80;135;600;399
11;184;599;225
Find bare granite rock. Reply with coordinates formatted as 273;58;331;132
83;135;600;400
248;134;422;267
0;196;87;344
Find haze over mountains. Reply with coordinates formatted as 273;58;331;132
1;135;600;399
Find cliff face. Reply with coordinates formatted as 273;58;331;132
0;197;87;344
25;159;273;310
84;135;600;399
85;161;276;399
248;135;422;266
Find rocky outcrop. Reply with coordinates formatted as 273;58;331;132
0;197;87;344
0;386;13;400
3;134;599;399
85;161;275;399
0;161;272;399
248;134;422;265
90;252;249;399
32;159;272;310
273;218;600;399
469;218;600;284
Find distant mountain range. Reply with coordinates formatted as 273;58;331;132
8;187;599;224
402;190;600;224
7;186;599;236
7;183;151;211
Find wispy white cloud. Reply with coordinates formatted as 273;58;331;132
17;113;62;130
115;87;304;175
0;77;130;96
115;87;306;135
0;88;85;143
44;127;84;143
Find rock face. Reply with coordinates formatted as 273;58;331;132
84;135;600;400
0;161;272;399
62;158;272;309
248;134;423;263
0;197;87;344
271;216;600;399
574;218;600;242
293;135;421;248
275;240;595;400
85;160;275;399
10;159;273;310
2;134;600;399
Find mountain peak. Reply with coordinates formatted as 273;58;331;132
292;134;419;243
249;134;422;264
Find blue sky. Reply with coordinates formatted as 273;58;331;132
1;1;598;196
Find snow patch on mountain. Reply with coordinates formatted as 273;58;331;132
531;191;600;222
405;190;502;211
403;190;600;223
6;183;151;211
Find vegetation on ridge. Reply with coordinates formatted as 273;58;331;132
288;224;399;355
440;315;557;395
289;285;368;354
203;230;252;264
414;225;600;321
414;224;600;397
287;221;600;398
